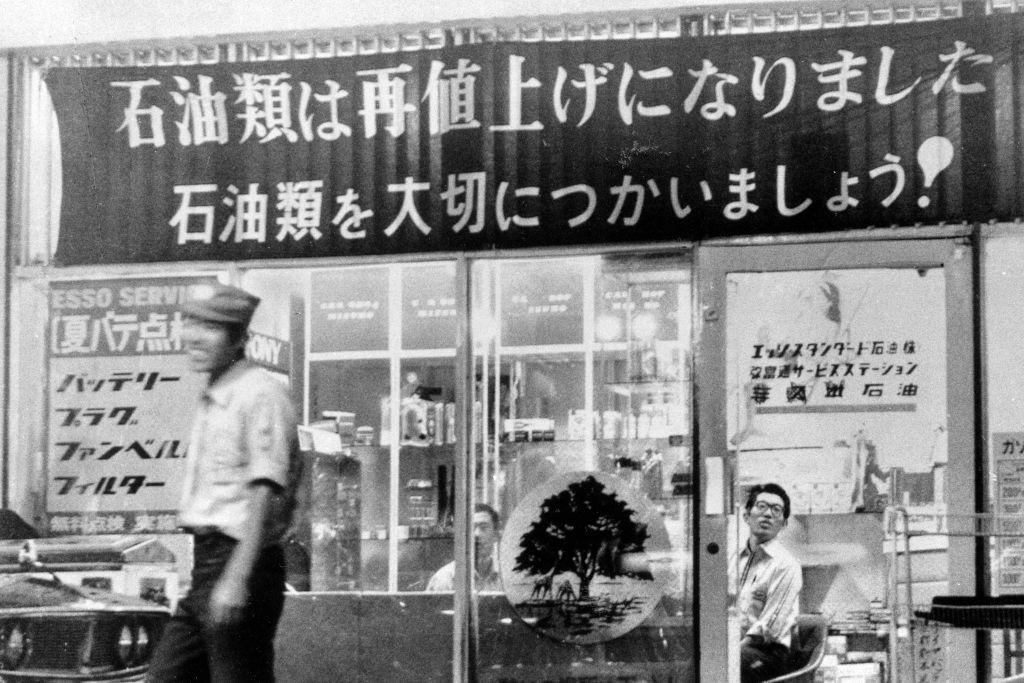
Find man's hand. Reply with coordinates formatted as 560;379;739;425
209;574;249;626
740;634;763;649
209;484;277;626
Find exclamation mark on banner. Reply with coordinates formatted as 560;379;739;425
916;136;954;209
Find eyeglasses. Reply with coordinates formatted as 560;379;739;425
752;500;784;517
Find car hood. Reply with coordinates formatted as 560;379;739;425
0;574;168;613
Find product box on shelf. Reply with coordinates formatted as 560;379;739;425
354;425;374;445
502;418;555;442
444;403;457;443
383;397;457;447
601;410;622;440
567;409;596;440
430;402;446;445
321;411;355;445
401;397;431;446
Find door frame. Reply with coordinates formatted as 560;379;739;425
695;236;976;680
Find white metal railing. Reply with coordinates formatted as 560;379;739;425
886;506;1024;682
15;1;989;68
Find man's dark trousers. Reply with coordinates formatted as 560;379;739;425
147;531;285;683
741;639;791;682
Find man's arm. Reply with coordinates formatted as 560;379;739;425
210;481;279;625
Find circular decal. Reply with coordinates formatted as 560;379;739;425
499;471;670;644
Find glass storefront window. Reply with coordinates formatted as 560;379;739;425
235;251;696;678
243;262;461;594
13;238;984;679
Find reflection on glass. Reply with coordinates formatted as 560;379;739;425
307;359;390;591
397;360;457;591
471;253;695;678
269;262;460;594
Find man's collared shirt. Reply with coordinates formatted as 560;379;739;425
426;555;502;592
178;360;300;544
730;537;801;649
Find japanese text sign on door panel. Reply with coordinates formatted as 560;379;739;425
726;269;947;515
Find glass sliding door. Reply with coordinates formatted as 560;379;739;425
470;252;696;680
697;240;974;681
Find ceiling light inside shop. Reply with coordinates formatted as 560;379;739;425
632;312;658;340
596;314;622;342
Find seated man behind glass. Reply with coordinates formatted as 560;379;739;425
427;503;502;592
733;483;802;682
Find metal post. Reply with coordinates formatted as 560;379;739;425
452;255;475;683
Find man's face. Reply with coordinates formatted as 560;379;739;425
473;511;498;561
743;492;788;544
182;316;240;374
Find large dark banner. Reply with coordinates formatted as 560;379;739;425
45;16;1021;265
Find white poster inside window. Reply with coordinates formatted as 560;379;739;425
727;268;948;514
46;278;212;534
993;432;1024;594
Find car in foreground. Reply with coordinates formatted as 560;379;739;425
0;536;172;683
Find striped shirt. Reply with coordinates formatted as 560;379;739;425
732;538;801;648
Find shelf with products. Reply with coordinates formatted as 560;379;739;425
604;380;692;394
596;342;692;447
301;382;694;593
304;354;462;592
397;442;457;535
299;439;459;592
597;389;691;444
492;436;693;518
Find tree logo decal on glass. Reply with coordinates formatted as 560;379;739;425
499;471;670;644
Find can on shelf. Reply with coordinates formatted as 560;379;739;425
445;402;457;444
355;425;374;446
433;402;446;445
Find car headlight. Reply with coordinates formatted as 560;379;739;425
135;623;150;661
115;623;133;666
1;621;29;669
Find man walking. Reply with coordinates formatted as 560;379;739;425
148;283;300;683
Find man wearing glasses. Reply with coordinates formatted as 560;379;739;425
733;483;802;682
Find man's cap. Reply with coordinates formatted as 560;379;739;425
181;283;260;326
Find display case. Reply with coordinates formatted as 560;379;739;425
472;255;693;504
296;263;461;592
